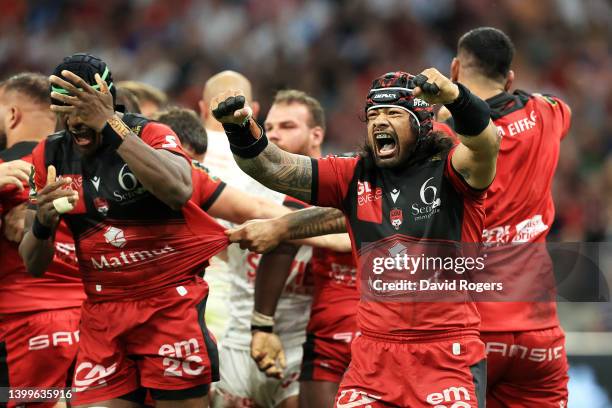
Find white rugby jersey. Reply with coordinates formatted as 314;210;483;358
204;129;313;350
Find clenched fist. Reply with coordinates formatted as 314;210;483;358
251;331;287;379
412;68;460;105
211;90;253;126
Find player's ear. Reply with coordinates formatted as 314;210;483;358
251;101;261;119
8;106;21;130
310;126;324;149
504;70;515;92
198;100;209;122
450;58;460;82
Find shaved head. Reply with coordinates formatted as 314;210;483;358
203;70;253;104
200;70;258;131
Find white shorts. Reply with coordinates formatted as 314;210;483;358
211;343;302;407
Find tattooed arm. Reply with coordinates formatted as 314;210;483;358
234;142;313;203
226;206;349;254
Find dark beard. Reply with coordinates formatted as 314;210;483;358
0;132;6;151
360;130;454;170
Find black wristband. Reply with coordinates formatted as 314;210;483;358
223;122;269;158
101;122;124;150
32;217;52;240
444;82;491;136
251;324;274;333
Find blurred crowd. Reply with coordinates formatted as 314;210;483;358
0;0;610;241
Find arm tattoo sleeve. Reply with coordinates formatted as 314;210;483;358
234;143;313;202
283;207;346;239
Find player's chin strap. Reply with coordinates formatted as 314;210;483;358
251;311;275;333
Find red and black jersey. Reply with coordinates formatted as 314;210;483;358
0;142;85;314
307;248;358;339
464;91;571;332
311;148;485;339
29;114;229;302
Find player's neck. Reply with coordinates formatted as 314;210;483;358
458;76;506;101
205;118;224;132
7;121;55;148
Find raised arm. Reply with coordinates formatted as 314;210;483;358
210;91;314;202
50;70;191;209
413;68;500;189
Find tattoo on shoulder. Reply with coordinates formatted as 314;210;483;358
236;143;313;202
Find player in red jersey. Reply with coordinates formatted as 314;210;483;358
0;72;85;408
213;67;500;406
445;27;571;407
19;54;229;408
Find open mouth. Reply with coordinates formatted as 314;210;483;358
70;128;96;147
374;132;398;159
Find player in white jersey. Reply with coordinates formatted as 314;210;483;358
198;71;283;341
200;74;322;407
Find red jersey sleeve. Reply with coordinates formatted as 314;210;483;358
311;155;359;209
191;161;226;211
283;195;309;210
140;122;192;162
29;140;48;206
444;147;487;202
535;94;572;140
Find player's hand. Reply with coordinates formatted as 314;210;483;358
0;160;31;191
250;331;287;379
412;68;460;105
3;203;27;243
49;70;115;132
35;166;79;228
211;90;253;126
225;219;284;254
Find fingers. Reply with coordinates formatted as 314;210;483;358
47;165;56;186
60;70;95;94
278;349;287;369
212;95;246;120
49;105;76;114
0;160;32;183
95;73;109;94
0;176;25;191
49;74;81;96
50;91;80;106
412;74;440;96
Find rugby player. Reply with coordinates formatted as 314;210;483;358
0;72;85;408
19;54;228;408
116;80;168;117
213;68;500;406
246;90;359;408
447;27;571;407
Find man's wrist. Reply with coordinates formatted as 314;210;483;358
223;119;269;158
101;114;129;150
32;216;53;240
444;82;490;136
251;311;275;333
